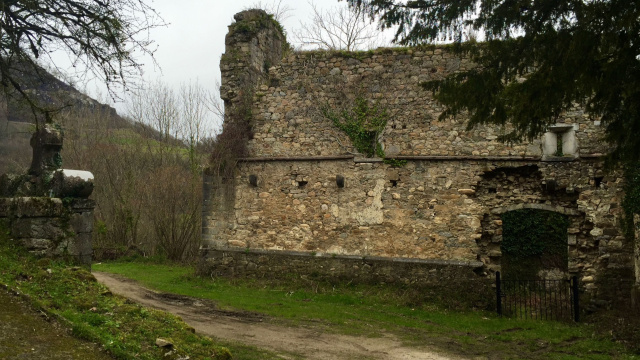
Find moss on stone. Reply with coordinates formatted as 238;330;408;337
227;9;290;53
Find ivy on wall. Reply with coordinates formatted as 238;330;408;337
323;96;387;157
622;163;640;237
323;96;407;167
501;209;570;279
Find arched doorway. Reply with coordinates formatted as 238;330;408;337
500;208;569;280
479;203;586;279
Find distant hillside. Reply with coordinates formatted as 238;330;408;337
0;65;175;174
1;63;128;126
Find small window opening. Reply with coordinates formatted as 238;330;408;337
402;125;407;129
594;176;604;188
297;180;308;188
542;124;577;160
555;136;564;156
390;180;398;187
488;187;497;194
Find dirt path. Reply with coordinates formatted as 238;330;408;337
93;272;462;360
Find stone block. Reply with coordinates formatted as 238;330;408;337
457;189;476;195
11;218;66;239
68;198;96;211
69;233;92;260
70;211;93;233
21;238;52;250
9;197;65;217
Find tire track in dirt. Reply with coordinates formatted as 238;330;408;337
93;271;462;360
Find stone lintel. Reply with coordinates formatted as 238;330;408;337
491;203;582;216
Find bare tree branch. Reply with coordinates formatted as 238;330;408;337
247;0;293;24
293;1;384;51
0;0;166;127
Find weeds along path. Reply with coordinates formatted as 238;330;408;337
93;271;460;360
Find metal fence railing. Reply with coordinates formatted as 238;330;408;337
496;271;579;322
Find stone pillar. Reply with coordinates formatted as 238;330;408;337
29;123;63;176
67;198;96;266
202;175;235;249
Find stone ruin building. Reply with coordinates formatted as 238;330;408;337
201;10;640;309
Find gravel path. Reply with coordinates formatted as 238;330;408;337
94;271;463;360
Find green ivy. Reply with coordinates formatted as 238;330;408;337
53;152;63;169
622;162;640;237
383;158;408;167
323;96;392;157
501;209;569;279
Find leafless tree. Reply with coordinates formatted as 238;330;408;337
248;0;293;24
0;0;164;125
293;1;383;51
179;80;223;171
126;80;222;168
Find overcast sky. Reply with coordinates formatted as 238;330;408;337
58;0;393;114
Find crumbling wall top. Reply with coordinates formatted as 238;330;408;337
220;9;287;105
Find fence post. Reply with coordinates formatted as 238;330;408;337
572;276;579;322
496;271;502;316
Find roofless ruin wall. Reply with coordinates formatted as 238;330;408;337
201;10;637;309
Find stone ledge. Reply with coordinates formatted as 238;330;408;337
238;155;354;162
0;197;65;217
394;155;541;161
200;246;484;268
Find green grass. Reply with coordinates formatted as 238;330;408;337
94;259;639;360
0;235;284;359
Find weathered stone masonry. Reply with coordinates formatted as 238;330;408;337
201;10;637;307
0;197;94;265
0;123;96;266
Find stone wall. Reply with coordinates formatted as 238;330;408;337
0;197;94;265
248;49;605;158
202;10;637;308
198;247;492;308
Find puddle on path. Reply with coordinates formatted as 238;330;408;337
0;290;112;359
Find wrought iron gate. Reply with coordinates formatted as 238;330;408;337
496;271;579;322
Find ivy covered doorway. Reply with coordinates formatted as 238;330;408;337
500;209;570;280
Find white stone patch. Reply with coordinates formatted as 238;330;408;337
61;169;94;181
353;179;385;226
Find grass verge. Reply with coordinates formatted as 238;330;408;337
94;258;639;360
0;236;284;359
